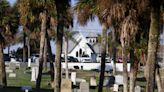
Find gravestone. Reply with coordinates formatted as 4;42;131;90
103;77;109;86
11;58;16;62
35;58;39;66
61;79;72;92
113;84;119;92
9;73;16;78
31;66;39;81
28;58;31;67
71;72;76;85
80;82;90;92
90;76;97;87
5;67;10;70
6;69;14;73
9;62;16;70
115;75;123;85
135;86;141;92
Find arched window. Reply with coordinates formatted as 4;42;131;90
76;51;78;57
93;40;95;43
79;49;82;57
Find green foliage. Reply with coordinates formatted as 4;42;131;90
0;0;19;47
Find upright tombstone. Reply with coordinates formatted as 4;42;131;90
113;84;119;92
115;75;123;85
61;79;72;92
31;66;39;81
28;58;31;67
80;82;90;92
71;72;76;85
9;62;16;70
90;76;97;87
35;58;39;66
135;86;141;92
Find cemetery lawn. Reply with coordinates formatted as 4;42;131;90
0;68;156;92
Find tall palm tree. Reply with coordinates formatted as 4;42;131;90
54;0;72;92
63;29;78;79
0;0;19;87
17;0;56;91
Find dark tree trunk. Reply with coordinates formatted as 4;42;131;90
0;45;7;87
98;23;107;92
146;0;160;92
46;31;54;82
36;11;47;92
129;49;134;92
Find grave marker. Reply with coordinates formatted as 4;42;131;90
71;72;76;85
135;86;141;92
61;79;72;92
80;82;90;92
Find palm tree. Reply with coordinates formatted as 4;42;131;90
63;29;78;79
17;0;56;91
0;0;19;87
54;0;72;92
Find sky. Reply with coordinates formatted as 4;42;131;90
4;0;102;54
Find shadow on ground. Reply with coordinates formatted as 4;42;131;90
0;86;53;92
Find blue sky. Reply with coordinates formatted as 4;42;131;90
4;0;102;54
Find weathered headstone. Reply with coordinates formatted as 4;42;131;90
9;62;16;70
31;66;39;81
61;79;72;92
113;84;119;92
11;58;16;62
115;75;123;85
71;72;76;85
20;63;27;69
90;76;97;87
103;77;109;86
135;86;141;92
28;58;31;67
80;82;90;92
6;69;14;73
35;58;39;66
9;73;16;78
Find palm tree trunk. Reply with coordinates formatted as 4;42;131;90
64;37;69;79
0;45;7;87
23;32;26;63
111;27;116;75
36;11;47;92
122;46;128;92
145;0;160;92
27;38;30;59
54;27;63;92
46;31;54;82
156;66;162;92
130;49;135;92
98;23;107;92
44;37;47;71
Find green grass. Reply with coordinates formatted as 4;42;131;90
0;68;155;92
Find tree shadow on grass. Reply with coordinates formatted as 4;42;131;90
0;86;53;92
